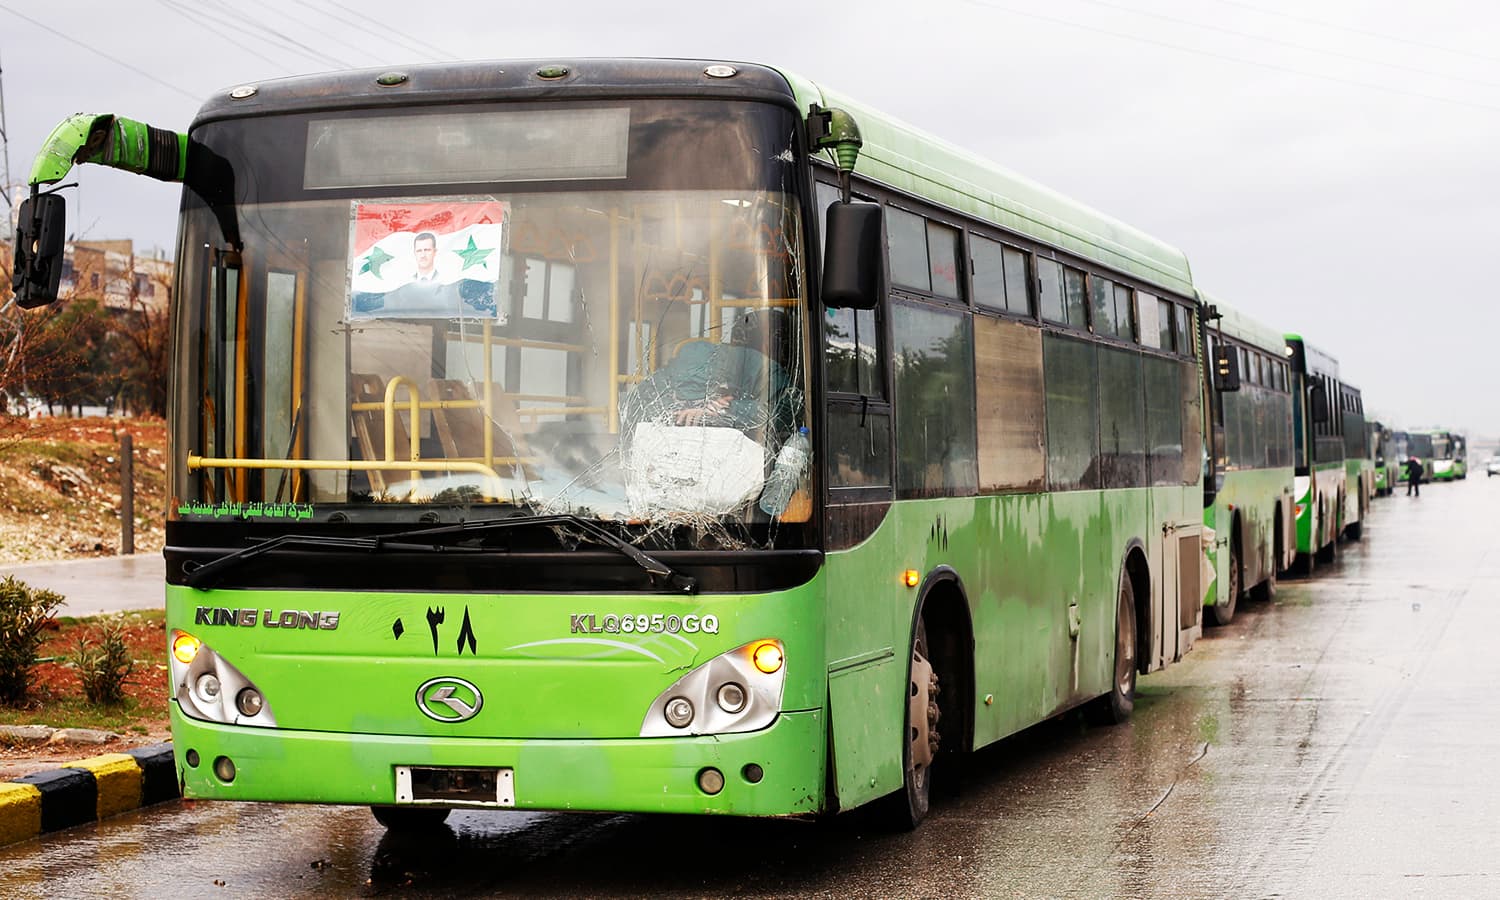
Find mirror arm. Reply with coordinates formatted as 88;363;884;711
29;113;188;188
808;104;863;202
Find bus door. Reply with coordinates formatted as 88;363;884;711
196;242;311;505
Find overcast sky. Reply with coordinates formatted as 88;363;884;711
2;0;1495;438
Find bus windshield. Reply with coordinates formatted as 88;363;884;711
169;100;809;541
1407;433;1434;457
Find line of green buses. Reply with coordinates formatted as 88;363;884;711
9;59;1391;831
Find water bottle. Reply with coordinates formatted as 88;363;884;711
759;427;811;517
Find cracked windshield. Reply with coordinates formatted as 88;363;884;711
169;101;809;543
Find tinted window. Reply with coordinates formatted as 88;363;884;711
827;407;891;488
1091;276;1117;337
1003;247;1031;315
1174;303;1193;355
1043;334;1099;490
1098;346;1146;487
1038;257;1065;323
1145;355;1183;484
887;207;929;291
972;235;1008;311
893;304;977;497
1064;266;1088;329
1157;299;1175;351
927;221;962;300
1113;284;1136;341
825;306;881;397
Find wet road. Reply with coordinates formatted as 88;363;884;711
0;555;164;617
4;478;1497;898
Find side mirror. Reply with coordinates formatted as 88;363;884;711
1309;383;1330;424
1212;344;1240;392
13;192;66;309
822;202;881;310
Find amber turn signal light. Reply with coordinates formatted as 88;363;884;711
171;630;202;665
750;640;784;674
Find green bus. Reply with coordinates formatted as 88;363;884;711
1369;421;1396;497
1284;336;1348;572
1334;382;1374;540
1400;430;1471;484
1406;429;1436;483
1200;297;1294;625
1431;430;1468;481
14;59;1210;830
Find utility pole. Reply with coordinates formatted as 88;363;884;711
0;50;13;241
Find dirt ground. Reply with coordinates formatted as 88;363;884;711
0;416;168;564
0;416;171;777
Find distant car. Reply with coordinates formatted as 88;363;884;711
1487;456;1500;477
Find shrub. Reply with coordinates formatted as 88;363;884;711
0;575;64;705
70;617;136;706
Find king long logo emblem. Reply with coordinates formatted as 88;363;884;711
416;677;483;722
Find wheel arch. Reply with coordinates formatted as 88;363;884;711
910;566;976;756
1120;539;1151;676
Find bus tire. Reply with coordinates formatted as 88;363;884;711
1085;575;1137;726
1316;532;1337;565
371;805;451;832
1208;530;1239;627
1251;534;1277;602
885;614;939;830
1346;519;1363;541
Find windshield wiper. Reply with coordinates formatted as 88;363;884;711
183;532;484;591
184;515;696;594
380;514;697;594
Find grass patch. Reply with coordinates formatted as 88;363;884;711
0;608;169;737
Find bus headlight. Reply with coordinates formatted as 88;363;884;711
169;633;277;728
640;639;786;737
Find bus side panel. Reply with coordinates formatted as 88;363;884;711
824;507;915;812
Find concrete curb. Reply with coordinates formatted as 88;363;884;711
0;743;178;847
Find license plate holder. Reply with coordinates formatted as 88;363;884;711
394;766;515;807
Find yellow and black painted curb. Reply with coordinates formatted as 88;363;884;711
0;743;178;847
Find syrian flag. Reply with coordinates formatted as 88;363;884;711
348;200;507;319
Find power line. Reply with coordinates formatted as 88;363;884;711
1071;0;1500;91
255;0;425;68
0;3;199;100
200;0;357;69
317;0;462;62
299;0;462;64
155;0;303;71
1204;0;1500;67
956;0;1500;114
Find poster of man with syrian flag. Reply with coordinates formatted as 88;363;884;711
348;199;507;320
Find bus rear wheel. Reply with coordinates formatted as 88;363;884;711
1208;535;1239;627
1086;575;1137;726
371;806;451;832
887;616;940;830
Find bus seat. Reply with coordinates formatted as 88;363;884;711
427;379;533;477
350;373;415;494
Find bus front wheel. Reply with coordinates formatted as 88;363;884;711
1208;532;1240;627
371;805;451;832
887;615;940;830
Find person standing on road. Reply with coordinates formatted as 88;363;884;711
1404;455;1423;496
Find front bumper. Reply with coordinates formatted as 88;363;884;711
171;705;826;816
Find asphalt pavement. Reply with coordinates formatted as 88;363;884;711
0;556;164;617
1;478;1497;896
